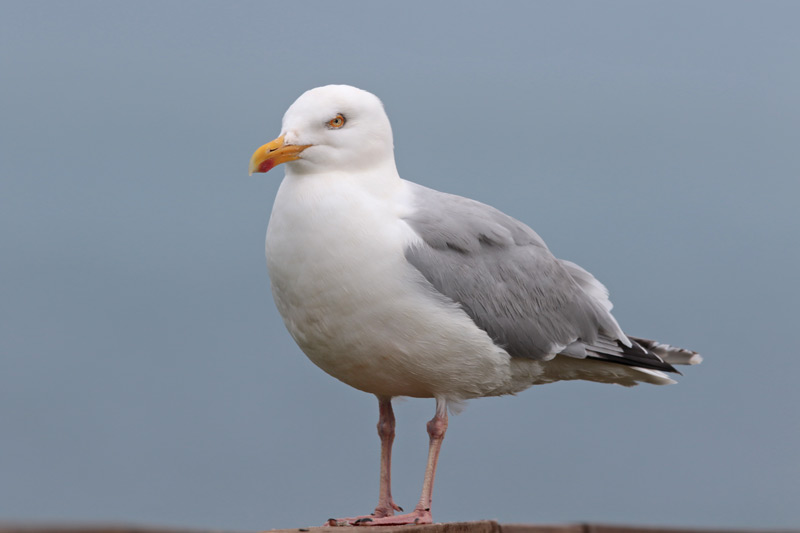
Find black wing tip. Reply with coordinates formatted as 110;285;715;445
628;336;702;367
585;337;681;374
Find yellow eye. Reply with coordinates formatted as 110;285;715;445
328;114;346;129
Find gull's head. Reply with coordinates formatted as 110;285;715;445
249;85;394;176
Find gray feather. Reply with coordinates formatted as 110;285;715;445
402;182;630;361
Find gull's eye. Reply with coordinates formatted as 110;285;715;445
327;114;346;129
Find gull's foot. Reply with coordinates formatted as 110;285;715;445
326;501;404;527
326;516;374;527
327;508;431;526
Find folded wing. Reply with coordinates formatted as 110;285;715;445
402;182;689;374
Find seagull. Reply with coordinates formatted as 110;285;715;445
248;85;701;526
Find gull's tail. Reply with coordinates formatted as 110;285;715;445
628;336;703;366
579;334;702;386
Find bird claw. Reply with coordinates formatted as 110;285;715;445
326;515;376;527
326;509;432;526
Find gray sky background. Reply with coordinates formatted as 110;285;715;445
2;1;799;530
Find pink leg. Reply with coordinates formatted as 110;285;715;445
326;398;402;526
375;398;403;516
415;398;448;518
329;399;449;527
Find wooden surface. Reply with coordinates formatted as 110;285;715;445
265;520;800;533
269;521;499;533
1;520;799;533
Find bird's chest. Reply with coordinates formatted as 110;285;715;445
265;177;419;364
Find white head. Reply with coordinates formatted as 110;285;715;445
249;85;396;176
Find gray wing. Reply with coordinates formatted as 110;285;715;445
402;182;678;372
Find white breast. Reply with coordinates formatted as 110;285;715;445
265;172;514;401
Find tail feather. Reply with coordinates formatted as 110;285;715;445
628;336;703;366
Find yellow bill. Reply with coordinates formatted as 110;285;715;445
249;135;311;175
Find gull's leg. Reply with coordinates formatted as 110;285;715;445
339;398;448;526
374;398;403;516
413;397;448;521
326;397;402;526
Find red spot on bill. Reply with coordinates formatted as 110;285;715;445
258;159;276;173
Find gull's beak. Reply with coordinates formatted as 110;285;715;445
248;135;311;175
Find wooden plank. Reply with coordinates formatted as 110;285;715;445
584;526;800;533
267;520;501;533
501;524;584;533
1;522;798;533
502;524;800;533
0;526;243;533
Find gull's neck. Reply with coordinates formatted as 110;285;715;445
285;158;404;200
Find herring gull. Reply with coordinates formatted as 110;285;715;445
248;85;701;526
